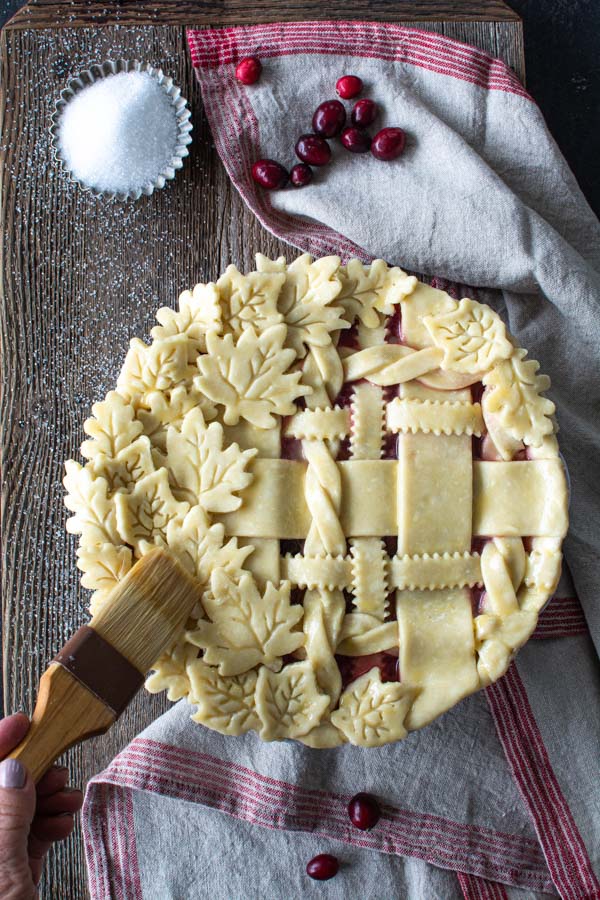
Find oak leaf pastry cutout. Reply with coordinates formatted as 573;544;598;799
64;255;568;747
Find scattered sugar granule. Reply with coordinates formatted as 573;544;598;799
58;70;178;194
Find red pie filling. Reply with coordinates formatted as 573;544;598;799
336;651;400;689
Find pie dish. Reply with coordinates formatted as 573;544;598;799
64;255;568;748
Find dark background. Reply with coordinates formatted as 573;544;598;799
1;0;599;217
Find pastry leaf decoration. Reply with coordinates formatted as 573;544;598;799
284;296;350;358
77;542;132;592
91;436;156;493
216;265;285;336
166;507;252;584
255;661;330;741
118;335;194;400
146;636;199;702
63;462;119;546
276;254;348;356
136;386;217;452
187;660;260;735
338;259;417;328
166;408;256;510
195;325;310;428
254;253;286;273
424;298;513;374
482;349;555;447
152;283;221;351
186;570;305;676
114;469;189;553
81;391;143;461
281;254;342;308
330;669;413;747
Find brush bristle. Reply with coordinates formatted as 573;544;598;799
89;549;201;673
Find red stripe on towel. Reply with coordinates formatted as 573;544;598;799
531;596;588;639
83;736;553;895
487;665;600;898
457;871;509;900
84;784;143;900
187;22;531;100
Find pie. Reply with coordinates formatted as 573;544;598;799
64;255;568;748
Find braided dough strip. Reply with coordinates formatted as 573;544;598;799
344;345;443;386
337;615;397;656
300;341;347;729
480;538;525;617
524;537;563;595
476;537;531;685
303;441;345;556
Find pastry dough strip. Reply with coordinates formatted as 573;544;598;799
216;458;568;540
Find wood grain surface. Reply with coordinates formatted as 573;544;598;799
1;7;523;898
5;0;522;30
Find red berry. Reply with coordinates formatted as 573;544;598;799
251;159;289;189
340;126;371;153
351;98;378;129
295;133;332;166
306;854;339;881
348;793;381;831
371;127;406;161
290;163;313;187
336;75;363;99
312;100;346;138
235;56;262;85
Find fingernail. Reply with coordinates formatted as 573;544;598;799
0;759;26;789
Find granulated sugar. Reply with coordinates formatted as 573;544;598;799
58;70;178;194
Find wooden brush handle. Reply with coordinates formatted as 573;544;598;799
7;551;196;783
9;625;144;782
9;664;116;782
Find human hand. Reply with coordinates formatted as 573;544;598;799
0;713;84;899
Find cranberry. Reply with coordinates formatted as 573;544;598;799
290;163;313;187
312;100;346;138
251;159;289;190
351;98;378;129
371;127;406;161
340;126;371;154
336;74;363;99
295;133;332;166
235;56;262;85
306;854;339;881
348;793;381;831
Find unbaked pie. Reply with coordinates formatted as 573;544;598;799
64;255;568;747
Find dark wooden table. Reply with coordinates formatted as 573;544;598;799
1;2;523;896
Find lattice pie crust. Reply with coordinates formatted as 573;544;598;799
64;255;568;748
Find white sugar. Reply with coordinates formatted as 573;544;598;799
58;70;178;194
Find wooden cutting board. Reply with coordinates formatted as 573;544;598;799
0;2;523;895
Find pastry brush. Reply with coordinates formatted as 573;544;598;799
9;548;200;782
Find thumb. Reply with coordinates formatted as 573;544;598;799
0;759;36;896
